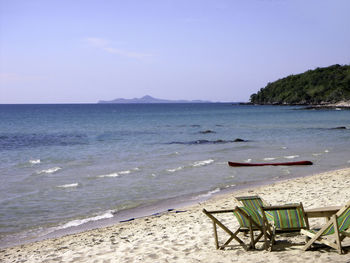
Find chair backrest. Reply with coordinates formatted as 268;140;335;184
233;206;264;228
262;203;309;231
322;201;350;236
235;195;265;210
235;195;275;222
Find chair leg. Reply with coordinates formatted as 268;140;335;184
332;216;343;254
203;210;248;250
213;222;219;249
249;224;255;249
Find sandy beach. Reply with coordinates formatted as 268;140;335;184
1;168;350;263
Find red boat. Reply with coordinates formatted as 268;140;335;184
228;161;313;167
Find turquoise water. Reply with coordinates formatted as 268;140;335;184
0;104;350;246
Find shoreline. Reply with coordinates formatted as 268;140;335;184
0;162;337;250
1;167;350;262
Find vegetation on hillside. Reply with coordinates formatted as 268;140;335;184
250;64;350;104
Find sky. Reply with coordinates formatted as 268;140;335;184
1;0;350;103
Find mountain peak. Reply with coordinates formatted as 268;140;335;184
98;95;212;104
141;95;153;99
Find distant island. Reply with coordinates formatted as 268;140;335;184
98;95;212;104
250;64;350;105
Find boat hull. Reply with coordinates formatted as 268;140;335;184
228;161;313;167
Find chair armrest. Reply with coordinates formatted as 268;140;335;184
203;208;236;214
262;203;300;211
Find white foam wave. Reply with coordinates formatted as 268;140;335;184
98;169;133;178
324;149;329;153
118;170;131;175
98;172;119;178
263;157;276;161
281;146;288;149
57;183;79;188
167;166;184;173
312;153;322;156
29;159;41;164
192;159;214;167
56;211;114;230
193;188;220;200
37;167;61;174
244;159;252;163
284;155;299;159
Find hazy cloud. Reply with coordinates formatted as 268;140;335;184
85;37;153;59
85;37;109;47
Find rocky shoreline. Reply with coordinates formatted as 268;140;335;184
239;101;350;110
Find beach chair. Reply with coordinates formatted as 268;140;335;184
261;203;309;251
235;195;274;222
234;195;268;210
301;200;350;254
202;206;271;250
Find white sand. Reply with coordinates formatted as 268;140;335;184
1;168;350;262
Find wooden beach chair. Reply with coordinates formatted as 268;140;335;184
261;203;309;251
301;200;350;254
234;195;268;210
202;206;271;250
235;195;274;222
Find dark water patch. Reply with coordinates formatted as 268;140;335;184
199;130;216;134
0;133;88;150
176;124;201;128
167;138;248;145
306;127;348;131
96;130;158;142
301;106;350;110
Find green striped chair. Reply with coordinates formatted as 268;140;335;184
235;195;274;222
261;203;309;251
202;206;272;250
235;195;267;210
301;200;350;254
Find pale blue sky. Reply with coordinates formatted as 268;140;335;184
1;0;349;103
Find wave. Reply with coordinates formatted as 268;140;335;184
29;159;41;164
192;159;214;167
55;210;114;230
284;155;299;159
192;188;220;200
166;159;214;173
167;166;184;173
97;168;138;178
98;172;120;178
263;157;276;161
37;167;61;174
57;183;79;188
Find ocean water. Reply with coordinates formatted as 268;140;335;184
0;103;350;247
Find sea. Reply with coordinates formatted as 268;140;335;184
1;103;350;247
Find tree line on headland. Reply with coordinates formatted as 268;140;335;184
250;64;350;105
